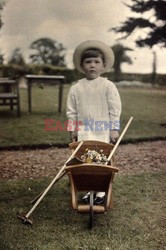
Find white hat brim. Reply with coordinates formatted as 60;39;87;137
73;40;114;73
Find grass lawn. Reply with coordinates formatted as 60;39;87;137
0;85;166;147
0;172;165;249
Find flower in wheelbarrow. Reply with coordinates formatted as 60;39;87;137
81;148;108;164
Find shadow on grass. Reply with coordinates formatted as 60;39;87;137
0;110;19;118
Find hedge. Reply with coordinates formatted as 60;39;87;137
0;64;165;85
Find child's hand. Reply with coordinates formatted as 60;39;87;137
110;130;119;144
70;131;78;142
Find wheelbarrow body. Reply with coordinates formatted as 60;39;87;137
66;140;119;228
66;163;118;211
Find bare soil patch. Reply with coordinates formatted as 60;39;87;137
0;141;165;180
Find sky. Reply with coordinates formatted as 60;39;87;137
0;0;165;74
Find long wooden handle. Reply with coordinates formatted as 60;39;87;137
107;117;133;162
26;140;84;218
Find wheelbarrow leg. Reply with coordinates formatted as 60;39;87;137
89;191;94;229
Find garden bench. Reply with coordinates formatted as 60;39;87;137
0;79;20;117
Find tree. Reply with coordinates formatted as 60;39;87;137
8;48;25;65
29;38;66;66
111;44;133;81
0;53;4;64
111;0;166;48
151;51;157;84
0;0;5;29
0;1;6;65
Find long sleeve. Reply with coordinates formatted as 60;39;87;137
106;81;122;128
66;85;77;131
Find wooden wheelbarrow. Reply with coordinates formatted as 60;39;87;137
65;140;119;228
18;117;133;227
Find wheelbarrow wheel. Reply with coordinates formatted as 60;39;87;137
89;191;94;229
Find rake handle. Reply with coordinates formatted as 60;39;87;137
25;140;84;219
107;117;133;162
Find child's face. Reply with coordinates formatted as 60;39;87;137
81;56;105;80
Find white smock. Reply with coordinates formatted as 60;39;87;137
66;77;121;143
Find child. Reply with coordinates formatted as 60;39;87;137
66;40;121;204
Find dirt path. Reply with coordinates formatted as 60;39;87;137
0;141;165;180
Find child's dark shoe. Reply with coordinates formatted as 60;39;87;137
94;195;105;205
82;192;96;203
82;192;90;203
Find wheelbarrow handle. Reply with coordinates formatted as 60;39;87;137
107;117;133;162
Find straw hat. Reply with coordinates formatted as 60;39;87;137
73;40;114;73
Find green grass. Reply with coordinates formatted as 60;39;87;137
0;85;70;147
0;172;165;249
119;87;166;140
0;85;166;147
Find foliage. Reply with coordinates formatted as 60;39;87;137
111;43;133;81
27;64;76;83
151;51;157;84
0;64;28;78
8;48;26;65
0;1;6;65
0;0;5;29
0;64;165;84
0;64;76;82
29;37;66;66
0;52;4;64
111;0;166;47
